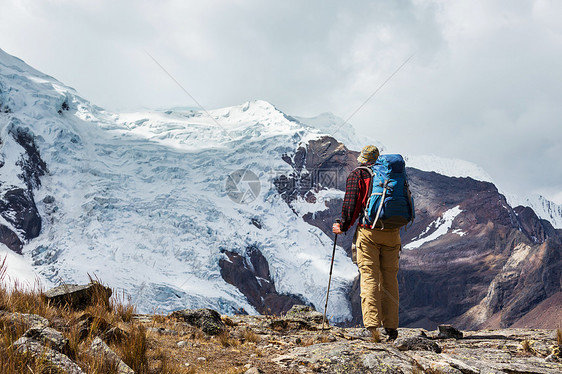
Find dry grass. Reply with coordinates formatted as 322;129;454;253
370;328;381;343
317;334;333;344
0;257;186;374
0;258;300;373
152;314;168;324
111;290;136;323
557;328;562;345
519;340;536;355
119;324;148;373
217;330;239;348
242;328;259;344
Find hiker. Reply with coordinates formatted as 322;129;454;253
332;145;402;341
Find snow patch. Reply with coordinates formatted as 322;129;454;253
0;245;41;290
405;206;463;250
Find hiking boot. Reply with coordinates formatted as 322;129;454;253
380;327;398;341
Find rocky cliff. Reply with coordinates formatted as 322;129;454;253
0;123;45;254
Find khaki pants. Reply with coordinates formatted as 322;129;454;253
355;226;401;329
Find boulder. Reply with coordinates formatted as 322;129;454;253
89;337;134;374
13;336;84;374
170;308;225;335
266;305;326;332
42;282;112;310
284;305;324;324
23;326;70;354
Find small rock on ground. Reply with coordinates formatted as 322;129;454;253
438;324;463;339
394;336;442;353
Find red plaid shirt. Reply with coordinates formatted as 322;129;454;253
341;166;373;232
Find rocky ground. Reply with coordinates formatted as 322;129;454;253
211;311;562;374
128;307;562;373
2;283;561;374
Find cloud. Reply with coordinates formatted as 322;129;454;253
0;0;560;202
335;0;562;200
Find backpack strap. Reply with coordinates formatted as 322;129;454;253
354;166;374;175
370;179;389;229
354;166;374;225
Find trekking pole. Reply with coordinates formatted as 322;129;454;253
322;219;341;331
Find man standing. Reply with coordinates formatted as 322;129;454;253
332;145;401;341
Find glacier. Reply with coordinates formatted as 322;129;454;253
0;49;357;321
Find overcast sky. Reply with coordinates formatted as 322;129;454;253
1;0;561;203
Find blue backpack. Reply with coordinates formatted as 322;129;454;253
359;154;415;229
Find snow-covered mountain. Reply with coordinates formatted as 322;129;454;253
0;48;356;320
1;48;560;329
507;193;562;229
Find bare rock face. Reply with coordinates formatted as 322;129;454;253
0;123;46;253
267;326;562;373
275;136;562;329
513;206;558;244
273;339;418;373
0;187;41;253
219;245;310;315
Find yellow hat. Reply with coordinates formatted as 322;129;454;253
357;145;379;165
